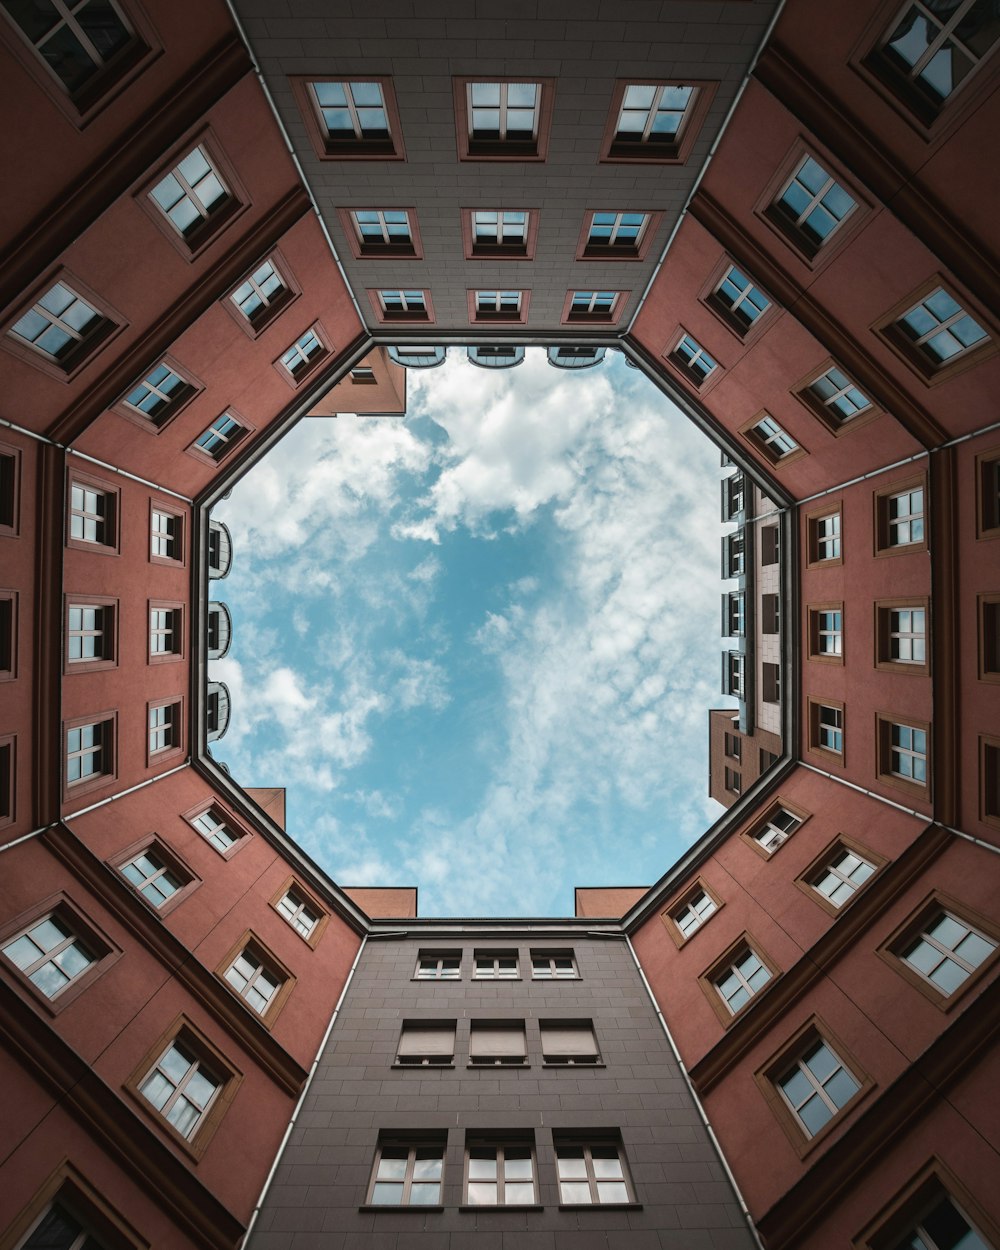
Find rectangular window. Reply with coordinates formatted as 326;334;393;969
981;596;1000;681
725;591;745;636
760;748;780;772
711;264;772;334
276;886;321;939
750;804;804;854
761;593;780;635
122;361;192;426
801;363;874;430
761;524;779;565
568;290;618;317
469;1021;527;1065
307;79;399;156
8;280;109;368
530;950;578;979
66;718;112;786
897;910;997;997
670;331;717;383
713;945;772;1015
475;290;520;315
415;951;461;979
809;606;843;661
2;913;95;999
725;766;742;794
554;1138;634;1205
150;507;182;562
746;413;800;464
724;732;742;761
149;606;182;658
367;1140;445;1206
811;701;844;755
456;79;552;159
808;509;841;564
540;1020;599;1065
67;602;115;665
344;208;420;258
880;718;929;787
724;650;744;698
877;602;928;671
120;846;187;909
278;326;327;379
473;950;519;979
762;661;781;703
229;257;291;328
0;735;13;827
190;807;242;855
224;945;284;1017
891;286;990;372
351;366;375;382
0;593;15;679
379;289;426;314
876;478;927;553
722;472;745;521
580;210;657;260
0;444;20;535
607;82;700;159
977;450;1000;537
148;701;180;755
193;412;248;462
2;0;136;101
810;845;876;907
466;1141;536;1206
465;209;535;259
671;886;718;939
723;528;744;579
149;145;231;242
139;1040;222;1140
396;1022;455;1066
775;1036;861;1138
771;155;857;255
69;480;115;548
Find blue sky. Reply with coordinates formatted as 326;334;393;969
211;348;735;916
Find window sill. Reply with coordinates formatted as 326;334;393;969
359;1206;444;1214
541;1062;605;1069
466;1063;530;1069
392;1063;455;1070
459;1205;543;1213
558;1203;642;1211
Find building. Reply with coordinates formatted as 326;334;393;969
0;1;998;1249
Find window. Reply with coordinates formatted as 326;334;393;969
670;331;717;384
377;289;427;316
977;450;1000;537
192;412;248;462
748;804;804;855
1;0;138;101
723;650;745;699
530;950;577;979
415;951;460;979
867;0;1000;123
66;717;113;788
799;363;874;431
275;886;321;940
148;145;232;243
148;700;180;756
722;472;745;521
762;662;781;703
554;1138;634;1205
474;290;521;316
139;1039;221;1140
341;208;421;258
810;701;844;756
120;847;186;909
725;592;745;636
121;361;193;427
876;478;927;553
762;524;780;565
150;506;183;563
351;366;375;382
565;290;622;322
670;885;718;939
454;78;554;160
466;1141;537;1206
396;1022;455;1066
229;257;293;330
540;1020;599;1065
807;508;841;564
0;443;20;536
579;210;659;260
190;807;242;855
367;1141;445;1206
66;601;115;667
745;413;801;464
879;718;930;788
470;1021;527;1065
888;285;991;375
0;734;13;827
897;910;997;997
0;592;16;680
603;81;709;161
877;602;929;672
302;78;403;158
881;1191;995;1250
770;155;857;255
463;209;537;259
762;593;780;634
8;279;110;369
14;1199;115;1250
724;766;742;794
149;605;182;659
711;264;772;334
980;596;1000;681
724;732;742;761
760;748;780;771
810;845;876;908
278;326;328;379
712;945;773;1015
68;478;116;550
223;944;284;1017
809;606;843;661
774;1036;861;1138
474;950;518;979
2;913;95;999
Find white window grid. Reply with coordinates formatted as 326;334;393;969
467;1144;536;1206
352;209;411;245
310;80;388;138
280;328;325;376
67;604;109;661
728;593;745;635
10;282;103;363
192;808;238;853
472;210;528;244
149;703;178;753
754;807;802;853
571;291;617;314
277;888;320;938
715;266;770;327
231;259;286;321
149;146;230;239
889;722;928;782
816;609;842;656
588;211;648;247
415;953;460;979
473;953;519;978
817;705;843;753
125;363;187;420
775;156;857;248
615;83;695;143
475;290;521;313
69;483;111;544
5;0;133;93
879;0;999;105
531;953;577;979
140;1041;221;1140
727;530;745;576
351;366;375;380
195;413;244;459
66;721;107;783
673;888;717;937
714;947;771;1014
753;414;798;458
150;608;179;655
897;287;988;364
815;512;841;560
900;910;997;995
890;607;926;662
725;767;742;794
808;365;872;421
379;290;426;313
121;849;183;907
2;914;94;998
467;81;539;139
225;949;281;1015
776;1039;860;1138
727;651;744;697
894;1197;990;1250
555;1143;630;1205
369;1144;445;1206
674;333;717;380
812;847;874;906
888;488;925;545
151;509;179;558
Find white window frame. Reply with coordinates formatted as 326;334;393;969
467;81;539;140
753;414;799;459
351;209;412;246
67;604;111;662
674;332;717;380
139;1041;221;1141
588;211;649;247
673;888;717;938
280;328;325;377
151;509;180;559
66;720;110;784
713;946;772;1014
816;609;843;656
816;704;844;753
120;847;184;908
472;209;528;244
889;607;926;662
148;702;179;754
887;488;925;546
231;258;287;322
896;287;989;364
753;807;802;853
149;145;230;239
475;290;522;313
415;952;461;979
714;265;771;328
310;80;389;139
807;365;873;422
571;291;617;315
224;948;282;1016
775;1038;860;1138
811;847;875;907
124;362;188;421
378;290;426;314
815;512;841;561
195;412;245;460
9;281;104;364
899;910;997;996
2;913;95;999
191;808;239;854
614;83;696;143
774;155;857;249
466;1142;537;1206
554;1141;633;1205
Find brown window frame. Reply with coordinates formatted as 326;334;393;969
290;74;406;161
0;1160;148;1250
0;590;17;682
452;77;556;162
599;78;717;164
979;594;1000;683
0;733;14;829
875;598;930;675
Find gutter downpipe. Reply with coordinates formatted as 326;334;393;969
240;932;369;1248
623;934;767;1250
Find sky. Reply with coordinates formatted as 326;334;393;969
211;348;736;917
